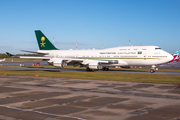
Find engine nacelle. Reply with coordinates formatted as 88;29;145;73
53;60;67;67
108;60;118;64
88;62;102;70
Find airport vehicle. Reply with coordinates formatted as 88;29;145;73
20;30;173;73
169;51;179;63
32;62;40;66
0;58;6;62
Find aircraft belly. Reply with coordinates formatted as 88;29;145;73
123;59;168;66
134;59;167;65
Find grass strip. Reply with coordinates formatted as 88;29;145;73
0;69;180;84
1;65;180;73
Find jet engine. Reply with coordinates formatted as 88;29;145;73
53;60;67;67
88;62;102;70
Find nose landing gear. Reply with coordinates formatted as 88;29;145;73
150;65;158;73
150;69;155;73
102;67;109;71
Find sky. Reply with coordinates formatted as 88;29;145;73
0;0;180;54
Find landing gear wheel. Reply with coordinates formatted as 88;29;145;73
102;67;109;71
86;67;96;72
106;68;109;71
86;67;90;71
150;69;155;73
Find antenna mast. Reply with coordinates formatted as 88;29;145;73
76;40;77;50
53;36;54;45
129;40;131;46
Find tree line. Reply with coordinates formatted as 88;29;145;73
0;53;37;58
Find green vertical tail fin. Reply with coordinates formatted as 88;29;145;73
6;52;13;57
35;30;58;50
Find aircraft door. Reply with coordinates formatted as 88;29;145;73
143;53;147;60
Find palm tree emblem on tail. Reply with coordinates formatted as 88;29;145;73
40;37;46;47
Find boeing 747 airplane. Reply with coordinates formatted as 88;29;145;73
20;30;173;73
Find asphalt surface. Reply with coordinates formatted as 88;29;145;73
0;75;180;120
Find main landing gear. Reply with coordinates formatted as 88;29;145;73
86;67;98;72
86;67;109;72
102;67;109;71
150;69;155;73
86;67;92;71
150;65;158;73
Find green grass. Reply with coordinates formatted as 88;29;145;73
1;65;180;73
110;68;180;72
0;69;180;84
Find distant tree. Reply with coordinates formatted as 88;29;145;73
0;54;8;58
0;53;38;58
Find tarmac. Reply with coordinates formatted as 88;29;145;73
0;75;180;120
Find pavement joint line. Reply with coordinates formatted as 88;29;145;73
1;82;180;100
128;107;154;115
0;105;86;120
91;104;112;109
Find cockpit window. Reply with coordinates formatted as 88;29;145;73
155;48;161;50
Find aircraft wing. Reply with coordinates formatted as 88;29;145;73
63;58;109;63
21;50;49;55
20;56;123;64
20;50;116;64
20;56;51;59
20;56;128;68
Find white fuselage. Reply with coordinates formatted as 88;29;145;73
0;58;5;62
37;46;173;67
